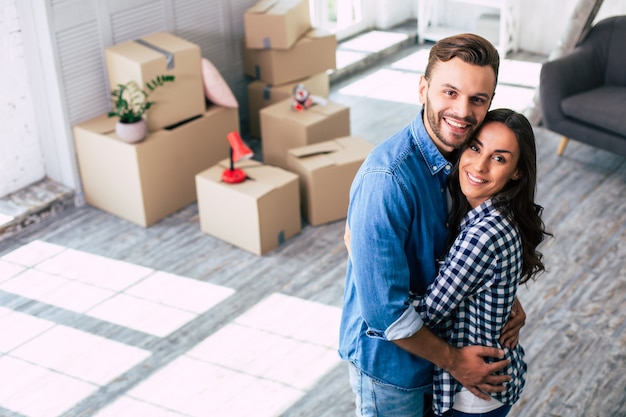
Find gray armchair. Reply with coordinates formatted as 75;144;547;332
539;15;626;157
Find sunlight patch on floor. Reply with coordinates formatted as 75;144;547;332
499;58;542;88
336;49;370;70
491;84;537;113
391;48;430;73
100;293;342;417
0;240;236;417
338;68;421;105
0;241;342;417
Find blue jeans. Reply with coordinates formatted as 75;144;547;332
349;362;434;417
442;405;512;417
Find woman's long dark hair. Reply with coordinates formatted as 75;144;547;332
447;108;552;284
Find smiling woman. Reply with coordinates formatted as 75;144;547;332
412;107;552;416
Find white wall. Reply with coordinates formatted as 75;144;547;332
376;0;626;55
0;0;44;197
519;0;626;54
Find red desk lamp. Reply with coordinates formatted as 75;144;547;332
222;131;253;184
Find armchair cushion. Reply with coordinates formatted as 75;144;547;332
561;86;626;137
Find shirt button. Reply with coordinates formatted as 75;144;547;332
446;164;452;170
432;165;437;171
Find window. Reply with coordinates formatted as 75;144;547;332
309;0;374;41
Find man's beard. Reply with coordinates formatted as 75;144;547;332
425;97;477;150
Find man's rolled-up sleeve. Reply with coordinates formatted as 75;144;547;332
348;170;419;341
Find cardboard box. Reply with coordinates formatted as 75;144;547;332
244;0;311;50
73;105;238;227
242;29;336;85
105;32;205;132
260;98;350;169
195;159;301;255
248;71;329;138
287;136;374;226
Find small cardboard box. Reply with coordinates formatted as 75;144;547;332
248;71;329;138
105;32;205;132
242;29;336;85
195;159;301;255
287;136;374;226
73;105;238;227
260;98;350;169
244;0;311;50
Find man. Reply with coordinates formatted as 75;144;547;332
339;33;526;417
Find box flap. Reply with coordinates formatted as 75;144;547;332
302;28;334;41
288;136;374;170
309;101;346;117
333;136;375;164
262;98;346;124
140;31;198;56
288;141;341;158
75;114;117;136
211;159;297;198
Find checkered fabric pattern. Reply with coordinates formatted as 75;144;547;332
410;199;527;415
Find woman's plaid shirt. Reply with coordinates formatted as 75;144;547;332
409;199;527;415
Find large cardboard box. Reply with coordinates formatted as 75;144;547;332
242;29;336;85
105;32;205;132
195;159;301;255
244;0;311;50
248;71;329;138
260;98;350;169
287;136;374;226
73;105;238;227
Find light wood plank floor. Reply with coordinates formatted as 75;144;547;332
0;40;624;417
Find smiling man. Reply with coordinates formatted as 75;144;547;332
340;33;527;417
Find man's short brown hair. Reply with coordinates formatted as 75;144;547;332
424;33;500;82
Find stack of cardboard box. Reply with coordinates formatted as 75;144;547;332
242;0;353;172
73;32;239;227
226;1;374;243
242;0;337;139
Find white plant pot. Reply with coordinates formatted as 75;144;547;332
115;120;147;143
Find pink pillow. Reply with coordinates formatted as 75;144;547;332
201;58;238;108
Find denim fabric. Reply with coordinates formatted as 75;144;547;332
339;111;453;389
349;362;434;417
442;405;511;417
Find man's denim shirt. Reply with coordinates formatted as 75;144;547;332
339;111;453;389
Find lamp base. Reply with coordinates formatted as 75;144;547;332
222;168;247;184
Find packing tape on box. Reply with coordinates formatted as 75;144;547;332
135;38;175;70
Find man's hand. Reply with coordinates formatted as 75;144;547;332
394;327;511;400
499;297;526;348
447;345;511;400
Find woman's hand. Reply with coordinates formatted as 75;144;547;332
344;223;352;258
499;297;526;348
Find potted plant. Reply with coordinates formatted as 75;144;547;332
108;75;175;143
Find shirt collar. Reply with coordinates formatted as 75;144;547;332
461;199;498;229
411;111;454;176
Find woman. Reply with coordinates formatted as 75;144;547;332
409;108;551;417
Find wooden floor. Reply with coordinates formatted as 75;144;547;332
0;40;625;417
